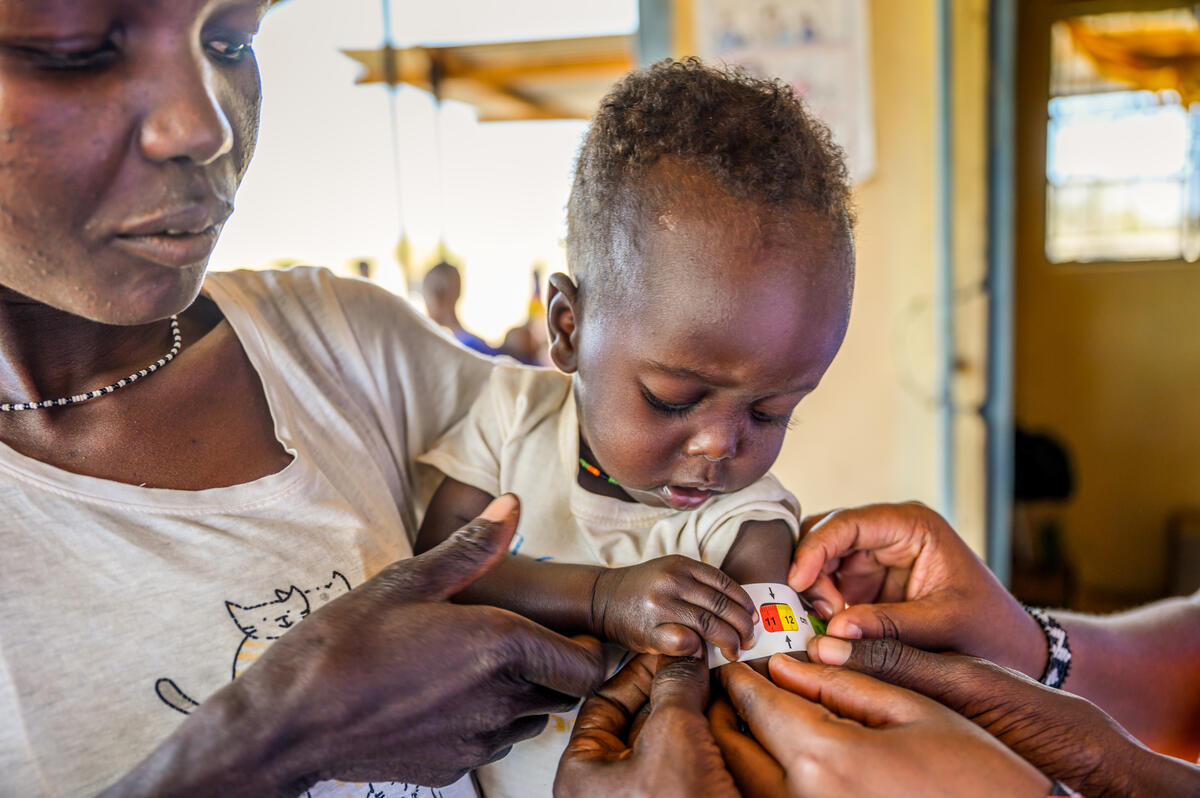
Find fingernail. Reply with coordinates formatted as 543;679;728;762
479;494;518;523
813;599;835;619
842;623;862;639
786;564;799;585
811;635;852;666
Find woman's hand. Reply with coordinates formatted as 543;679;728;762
806;635;1200;798
592;556;756;662
104;495;607;798
710;655;1051;798
555;654;741;798
788;501;1046;677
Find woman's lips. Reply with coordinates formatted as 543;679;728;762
660;485;716;510
111;203;229;268
111;226;220;268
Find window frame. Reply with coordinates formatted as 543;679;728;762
1017;0;1198;272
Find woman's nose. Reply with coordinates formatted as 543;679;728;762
139;61;234;166
684;424;737;462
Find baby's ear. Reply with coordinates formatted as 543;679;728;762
546;272;580;374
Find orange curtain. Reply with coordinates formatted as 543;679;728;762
1067;20;1200;106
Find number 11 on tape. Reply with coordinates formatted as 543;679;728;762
759;602;800;632
706;583;814;668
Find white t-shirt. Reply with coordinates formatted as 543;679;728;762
418;364;801;798
0;267;491;798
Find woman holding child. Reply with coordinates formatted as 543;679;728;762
0;2;601;795
1;1;1196;797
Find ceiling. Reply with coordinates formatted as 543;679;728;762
341;35;636;121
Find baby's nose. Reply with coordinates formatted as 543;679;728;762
684;426;737;462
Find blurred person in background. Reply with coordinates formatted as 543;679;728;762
499;270;550;366
422;260;503;356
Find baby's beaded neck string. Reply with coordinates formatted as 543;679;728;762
0;316;182;412
578;455;620;487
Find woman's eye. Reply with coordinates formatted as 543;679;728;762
640;386;696;417
751;409;794;429
206;36;254;64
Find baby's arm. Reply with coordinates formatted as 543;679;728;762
416;477;756;660
719;519;794;585
416;477;599;632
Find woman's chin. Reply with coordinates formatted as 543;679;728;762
49;268;205;325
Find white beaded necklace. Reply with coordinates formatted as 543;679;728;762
0;316;182;412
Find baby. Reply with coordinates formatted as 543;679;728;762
415;58;854;798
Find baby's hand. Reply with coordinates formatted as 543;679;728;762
591;556;755;662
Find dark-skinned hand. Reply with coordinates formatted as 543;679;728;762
104;495;606;798
788;501;1047;678
554;654;741;798
591;555;756;663
709;655;1052;798
806;635;1200;798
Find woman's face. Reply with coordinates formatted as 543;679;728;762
0;0;267;324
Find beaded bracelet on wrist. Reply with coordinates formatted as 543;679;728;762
1023;604;1072;689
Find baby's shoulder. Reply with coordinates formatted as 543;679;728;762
484;363;571;410
477;363;572;431
697;472;801;527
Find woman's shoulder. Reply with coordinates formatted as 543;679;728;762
206;265;425;330
205;265;472;365
204;266;494;439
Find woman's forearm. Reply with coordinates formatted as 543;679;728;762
99;680;293;798
1124;742;1200;798
1055;592;1200;759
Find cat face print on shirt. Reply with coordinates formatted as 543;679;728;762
226;584;311;643
155;570;352;713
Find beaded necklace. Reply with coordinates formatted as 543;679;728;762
578;455;620;486
0;316;182;412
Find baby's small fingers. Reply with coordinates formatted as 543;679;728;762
685;561;756;616
671;581;755;647
670;600;747;657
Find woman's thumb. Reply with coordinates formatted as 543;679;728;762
407;494;520;601
824;600;932;647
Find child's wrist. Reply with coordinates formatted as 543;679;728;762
588;567;617;639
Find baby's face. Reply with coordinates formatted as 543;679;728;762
571;190;851;511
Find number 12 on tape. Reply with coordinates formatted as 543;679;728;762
706;582;814;668
759;602;800;632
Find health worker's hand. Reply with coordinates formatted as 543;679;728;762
806;635;1200;798
554;654;741;798
788;501;1046;678
592;555;756;662
104;494;606;798
709;655;1052;798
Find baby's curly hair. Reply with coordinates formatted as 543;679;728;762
567;58;853;296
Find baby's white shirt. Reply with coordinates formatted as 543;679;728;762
418;363;800;798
